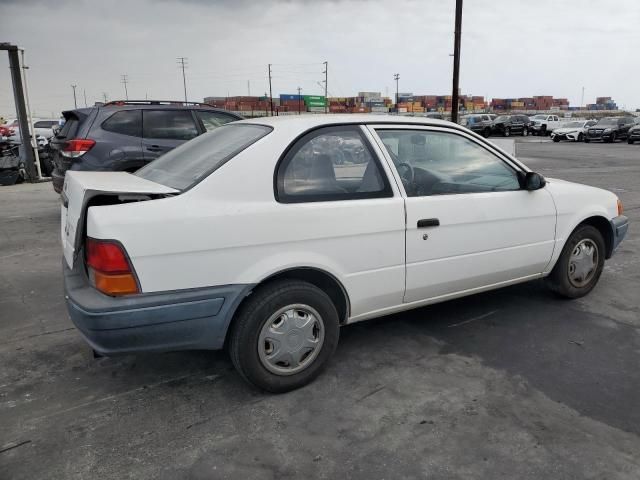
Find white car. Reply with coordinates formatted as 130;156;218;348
551;120;598;142
529;114;562;135
61;115;629;392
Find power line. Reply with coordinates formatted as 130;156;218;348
177;57;188;102
120;74;129;100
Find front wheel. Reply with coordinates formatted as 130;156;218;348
546;225;605;299
584;138;590;143
228;279;340;392
577;133;584;142
629;139;635;144
553;136;560;142
522;128;529;137
482;128;491;138
504;127;511;137
609;133;617;143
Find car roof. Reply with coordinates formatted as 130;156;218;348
242;114;454;129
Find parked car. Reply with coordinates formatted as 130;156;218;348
529;114;562;136
551;120;597;142
460;114;494;137
491;114;531;137
628;125;640;144
584;116;636;143
61;115;628;392
49;100;243;193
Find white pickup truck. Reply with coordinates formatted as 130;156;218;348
529;114;562;136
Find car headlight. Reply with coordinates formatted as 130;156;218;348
603;128;612;133
565;130;577;134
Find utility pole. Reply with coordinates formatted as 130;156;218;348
120;74;129;100
323;61;328;113
393;73;400;109
247;80;251;96
1;42;36;180
177;57;188;102
83;89;87;107
20;49;43;179
71;84;77;108
451;0;463;123
297;86;302;115
581;86;585;109
102;92;108;103
268;63;274;116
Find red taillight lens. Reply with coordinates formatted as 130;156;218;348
86;238;139;295
62;139;95;158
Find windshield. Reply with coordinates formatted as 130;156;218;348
564;121;583;128
136;123;272;190
495;116;509;122
463;116;482;125
597;118;618;126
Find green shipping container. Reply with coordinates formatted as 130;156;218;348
305;101;326;107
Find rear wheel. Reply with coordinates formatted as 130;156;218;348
228;279;340;392
546;225;605;299
482;127;491;138
541;125;548;136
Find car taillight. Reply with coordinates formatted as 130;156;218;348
86;238;139;296
62;139;95;158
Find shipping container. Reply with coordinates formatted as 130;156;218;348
280;94;302;101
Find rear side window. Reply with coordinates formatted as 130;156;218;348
142;110;199;140
58;115;79;138
276;125;392;203
34;120;57;128
196;110;237;131
136;124;272;191
101;110;142;137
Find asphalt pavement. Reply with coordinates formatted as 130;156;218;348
1;138;639;479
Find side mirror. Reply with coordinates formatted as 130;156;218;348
519;171;546;191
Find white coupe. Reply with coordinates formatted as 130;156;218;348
61;115;628;392
551;120;598;142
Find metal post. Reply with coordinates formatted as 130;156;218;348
451;0;463;124
121;75;129;100
2;43;36;180
323;61;328;114
20;49;43;179
177;58;188;102
297;87;302;115
71;84;77;108
83;89;88;107
268;64;274;116
393;73;400;110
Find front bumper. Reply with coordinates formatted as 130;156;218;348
64;259;252;355
551;132;580;141
610;215;629;255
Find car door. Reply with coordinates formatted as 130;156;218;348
370;125;557;304
97;109;145;171
274;125;406;319
142;109;199;161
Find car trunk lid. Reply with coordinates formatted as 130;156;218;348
61;171;178;269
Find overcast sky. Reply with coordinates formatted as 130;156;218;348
1;0;638;118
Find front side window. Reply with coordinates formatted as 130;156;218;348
142;110;199;140
196;110;237;131
276;126;391;203
101;110;142;137
376;129;520;197
136;124;271;191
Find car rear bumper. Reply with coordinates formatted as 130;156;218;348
610;215;629;255
64;259;253;355
52;168;65;193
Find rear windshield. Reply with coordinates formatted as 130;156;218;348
135;123;272;191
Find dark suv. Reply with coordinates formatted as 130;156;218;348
491;114;531;137
460;114;494;137
50;101;242;193
584;116;636;143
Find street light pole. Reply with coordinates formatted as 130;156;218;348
451;0;463;123
71;84;77;108
393;73;400;110
297;86;302;115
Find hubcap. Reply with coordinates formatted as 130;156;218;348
568;239;598;288
258;304;325;376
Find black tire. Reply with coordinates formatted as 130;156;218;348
482;128;491;138
504;127;511;137
609;133;616;143
553;136;560;142
522;128;529;137
629;139;635;144
546;225;605;299
577;133;583;142
228;279;340;393
584;138;590;143
541;125;548;136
